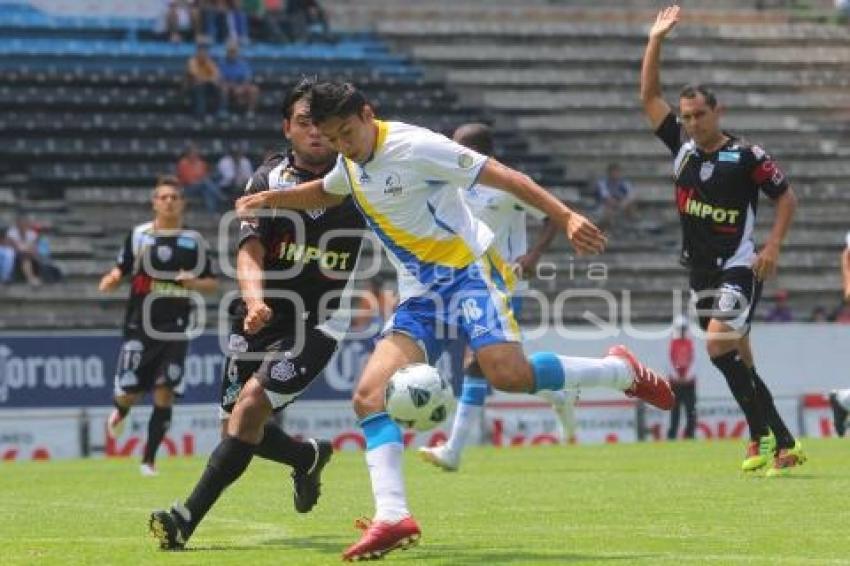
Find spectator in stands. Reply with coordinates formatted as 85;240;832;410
0;226;15;285
809;306;829;322
177;143;226;212
226;0;251;44
7;215;42;286
265;0;330;43
160;0;198;43
595;163;637;231
218;42;260;116
200;0;227;43
764;289;793;322
186;41;225;117
217;143;253;198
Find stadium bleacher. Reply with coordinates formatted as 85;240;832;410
0;0;848;328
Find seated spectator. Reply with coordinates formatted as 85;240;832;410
7;215;42;286
265;0;329;43
809;305;829;323
177;143;226;212
764;289;793;322
219;42;260;116
225;0;250;44
0;226;16;284
595;162;637;231
160;0;198;43
217;143;253;197
200;0;227;43
186;41;225;117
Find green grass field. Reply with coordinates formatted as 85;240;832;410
2;439;848;565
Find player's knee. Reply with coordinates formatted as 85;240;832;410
352;384;384;418
705;338;734;360
228;381;271;443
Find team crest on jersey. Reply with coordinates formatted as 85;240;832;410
167;363;183;381
270;359;298;382
458;153;474;169
305;207;326;219
384;172;403;196
699;162;715;182
156;245;173;262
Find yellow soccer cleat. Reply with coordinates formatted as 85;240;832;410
765;441;807;478
741;433;775;472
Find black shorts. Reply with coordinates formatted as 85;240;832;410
689;266;762;333
219;323;338;418
112;333;188;396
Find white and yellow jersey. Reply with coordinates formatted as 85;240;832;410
464;184;546;291
323;120;494;300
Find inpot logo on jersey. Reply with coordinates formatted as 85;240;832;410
676;186;741;225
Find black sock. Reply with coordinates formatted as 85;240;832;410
254;421;316;471
184;436;255;534
751;367;796;449
711;351;768;441
113;400;130;418
143;405;172;465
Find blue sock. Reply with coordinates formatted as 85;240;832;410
360;412;403;451
459;376;488;406
529;352;566;393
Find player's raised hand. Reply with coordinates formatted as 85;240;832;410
649;5;680;40
565;213;606;256
243;300;272;335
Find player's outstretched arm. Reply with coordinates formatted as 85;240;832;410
478;159;605;256
752;187;797;281
235;179;344;218
640;5;679;130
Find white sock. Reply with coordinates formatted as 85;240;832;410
536;388;566;406
836;389;850;410
537;389;578;441
558;356;632;391
365;443;409;522
444;401;482;456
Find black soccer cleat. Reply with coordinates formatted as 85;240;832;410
149;505;191;550
292;439;333;513
829;392;848;437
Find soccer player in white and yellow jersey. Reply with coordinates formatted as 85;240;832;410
237;82;675;561
419;123;576;473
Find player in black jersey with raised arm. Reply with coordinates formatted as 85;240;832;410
99;175;218;477
640;5;805;476
149;79;367;550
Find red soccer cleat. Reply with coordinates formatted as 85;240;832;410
341;516;421;561
607;345;675;411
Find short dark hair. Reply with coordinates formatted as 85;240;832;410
153;175;183;198
453;123;494;157
281;77;316;121
679;84;718;108
308;81;368;124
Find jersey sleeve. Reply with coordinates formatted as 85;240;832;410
654;112;685;155
415;133;488;191
747;145;789;200
116;232;133;275
322;156;352;196
237;168;271;249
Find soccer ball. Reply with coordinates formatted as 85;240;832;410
385;364;455;432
